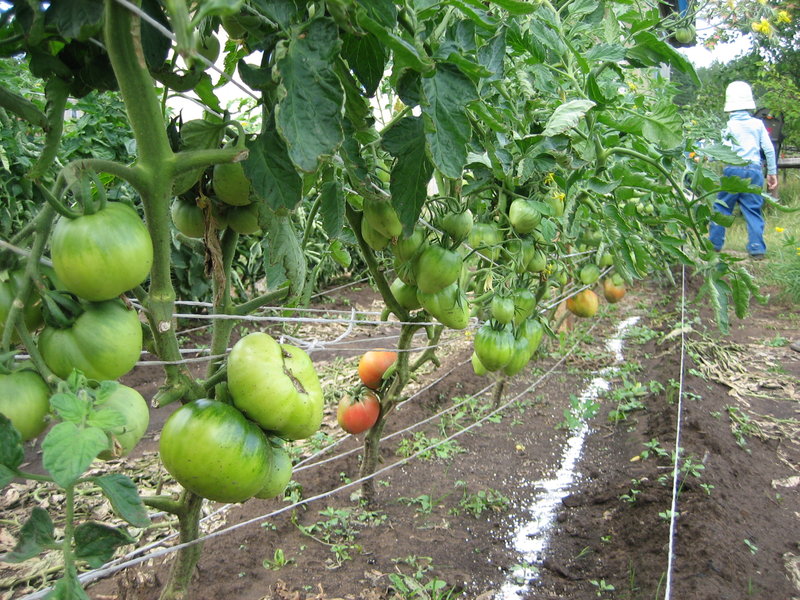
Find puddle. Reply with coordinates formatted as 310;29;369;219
497;316;640;599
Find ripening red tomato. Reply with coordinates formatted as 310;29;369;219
337;391;381;434
358;351;397;389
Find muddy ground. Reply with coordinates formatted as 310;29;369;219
2;274;799;600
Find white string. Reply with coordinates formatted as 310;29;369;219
664;264;687;600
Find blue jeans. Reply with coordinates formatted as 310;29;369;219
708;165;766;256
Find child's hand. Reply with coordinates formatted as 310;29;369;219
766;174;778;192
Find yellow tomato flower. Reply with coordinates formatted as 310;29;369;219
752;18;773;34
775;226;785;232
544;172;555;185
777;10;791;23
726;0;735;8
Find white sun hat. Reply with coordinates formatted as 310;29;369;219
724;81;756;112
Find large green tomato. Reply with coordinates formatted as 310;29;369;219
439;209;473;242
415;246;463;294
417;282;470;330
363;196;402;239
171;198;205;238
361;215;389;251
0;369;50;441
97;384;150;460
390;278;422;311
502;336;532;377
393;228;426;262
39;299;142;380
159;399;271;503
508;199;541;235
213;162;251;206
517;318;545;354
473;323;515;371
468;223;502;260
50;202;153;302
226;203;261;235
511;288;536;326
227;333;323;440
0;270;44;342
255;443;293;499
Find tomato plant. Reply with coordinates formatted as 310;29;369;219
358;351;398;390
337;390;381;434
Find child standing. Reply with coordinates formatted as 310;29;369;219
708;81;779;258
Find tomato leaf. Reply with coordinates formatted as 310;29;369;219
86;407;126;431
44;0;103;41
626;31;699;85
421;63;476;179
640;103;683;149
275;18;344;172
381;116;434;237
74;522;136;568
49;391;89;424
42;422;109;487
0;414;24;471
341;32;386;97
93;473;151;528
263;214;307;298
5;507;55;562
542;99;596;137
244;118;303;212
319;181;344;239
356;10;434;73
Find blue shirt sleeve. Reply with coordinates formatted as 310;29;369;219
759;121;777;175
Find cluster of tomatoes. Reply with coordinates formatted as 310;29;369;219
171;145;261;239
0;200;152;451
159;332;324;504
336;350;397;435
355;187;631;379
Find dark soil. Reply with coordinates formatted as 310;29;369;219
4;276;799;600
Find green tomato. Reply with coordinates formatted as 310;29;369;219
0;270;44;343
503;336;532;377
363;196;402;239
39;299;142;381
415;245;463;294
599;252;614;268
361;215;389;251
255;442;293;499
227;333;323;440
508;199;541;235
512;288;537;326
227;203;261;235
674;25;696;45
394;256;418;286
159;399;271;503
439;209;473;242
171;198;205;238
490;295;515;325
213;162;251;206
196;34;220;64
579;263;601;285
97;384;150;460
417;282;470;330
506;238;535;274
473;323;515;371
468;223;502;260
471;352;488;376
390;278;422;311
517;318;545;354
527;249;548;274
0;369;50;441
51;202;153;302
393;228;425;262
